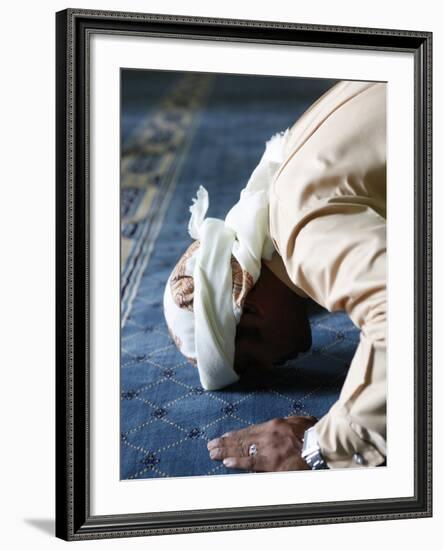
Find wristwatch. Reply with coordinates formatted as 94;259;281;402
301;426;328;470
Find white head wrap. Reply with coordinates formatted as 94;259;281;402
163;129;289;390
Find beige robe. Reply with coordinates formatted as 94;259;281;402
267;81;387;468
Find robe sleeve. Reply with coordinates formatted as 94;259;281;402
287;205;386;468
269;81;387;468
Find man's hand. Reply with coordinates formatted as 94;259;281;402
207;415;318;472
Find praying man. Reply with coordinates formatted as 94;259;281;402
163;80;386;472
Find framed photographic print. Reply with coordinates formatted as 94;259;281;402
55;8;432;541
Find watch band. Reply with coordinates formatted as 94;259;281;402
301;426;329;470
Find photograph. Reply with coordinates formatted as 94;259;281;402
2;0;439;547
120;69;387;480
55;8;432;540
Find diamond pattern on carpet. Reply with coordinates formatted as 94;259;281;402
120;70;355;479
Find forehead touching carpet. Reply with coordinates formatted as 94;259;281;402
120;70;358;479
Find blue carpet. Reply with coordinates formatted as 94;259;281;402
120;70;357;479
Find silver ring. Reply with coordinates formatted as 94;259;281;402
248;443;258;456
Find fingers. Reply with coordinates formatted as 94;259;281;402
208;443;242;460
207;425;258;453
222;455;266;472
220;424;258;441
208;440;262;460
207;435;253;459
207;416;317;473
207;418;289;460
208;420;272;450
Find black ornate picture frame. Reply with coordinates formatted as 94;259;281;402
55;8;432;541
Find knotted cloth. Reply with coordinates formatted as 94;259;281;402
163;130;289;390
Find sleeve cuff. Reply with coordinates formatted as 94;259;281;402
315;402;386;469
